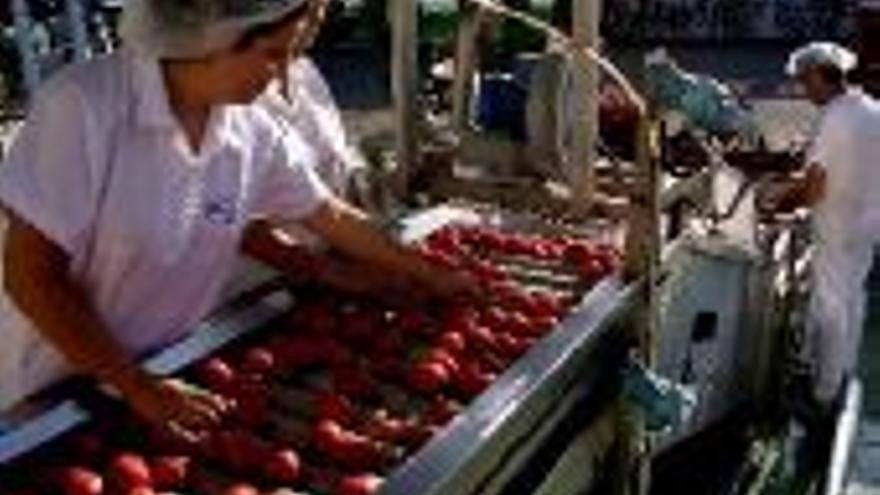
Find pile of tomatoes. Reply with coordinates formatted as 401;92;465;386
3;225;619;495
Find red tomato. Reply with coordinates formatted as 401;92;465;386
423;348;461;377
469;260;506;283
577;258;608;282
530;315;560;336
58;467;104;495
312;419;346;454
314;391;356;425
464;324;497;352
196;357;237;392
425;228;464;255
424;396;463;426
337;433;382;470
336;474;384;495
242;347;276;376
480;306;508;330
501;311;532;337
527;291;562;318
564;242;595;264
109;452;152;490
422;249;461;269
264;448;302;484
224;484;259;495
150;456;190;490
495;333;525;360
408;361;450;395
455;362;495;398
126;488;157;495
437;331;467;354
228;379;270;428
363;410;414;443
213;430;268;473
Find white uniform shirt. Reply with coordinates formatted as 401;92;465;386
259;58;365;197
0;51;330;411
808;89;880;246
256;58;365;247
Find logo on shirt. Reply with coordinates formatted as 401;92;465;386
203;195;239;226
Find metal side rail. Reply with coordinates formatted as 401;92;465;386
0;280;293;465
823;379;863;495
380;277;637;495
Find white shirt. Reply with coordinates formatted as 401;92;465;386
0;51;330;410
256;58;366;248
259;58;365;197
808;89;880;246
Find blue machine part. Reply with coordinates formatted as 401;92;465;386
475;71;529;141
622;356;697;433
645;50;761;142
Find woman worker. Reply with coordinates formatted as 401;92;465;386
0;0;473;442
246;53;395;295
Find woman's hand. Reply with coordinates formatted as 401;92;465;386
313;256;398;295
415;264;480;300
122;375;229;444
301;200;484;301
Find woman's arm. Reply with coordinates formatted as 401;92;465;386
241;219;409;296
3;213;226;441
298;198;476;297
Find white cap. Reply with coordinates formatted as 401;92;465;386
785;42;858;77
120;0;311;60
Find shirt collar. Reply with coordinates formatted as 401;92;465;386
129;54;235;157
824;87;865;109
130;54;179;130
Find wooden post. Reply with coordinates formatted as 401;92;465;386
570;0;600;210
391;0;420;200
616;115;660;495
451;3;484;134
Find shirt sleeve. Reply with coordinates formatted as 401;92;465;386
0;77;99;254
251;128;333;222
808;109;850;170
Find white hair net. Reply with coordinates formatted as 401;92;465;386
120;0;311;59
786;42;858;77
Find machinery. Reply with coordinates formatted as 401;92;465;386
0;0;857;494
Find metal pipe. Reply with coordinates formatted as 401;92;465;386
823;379;863;495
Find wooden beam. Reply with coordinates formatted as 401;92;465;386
451;4;485;133
391;0;420;200
570;0;601;209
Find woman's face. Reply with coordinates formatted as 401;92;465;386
206;0;329;104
